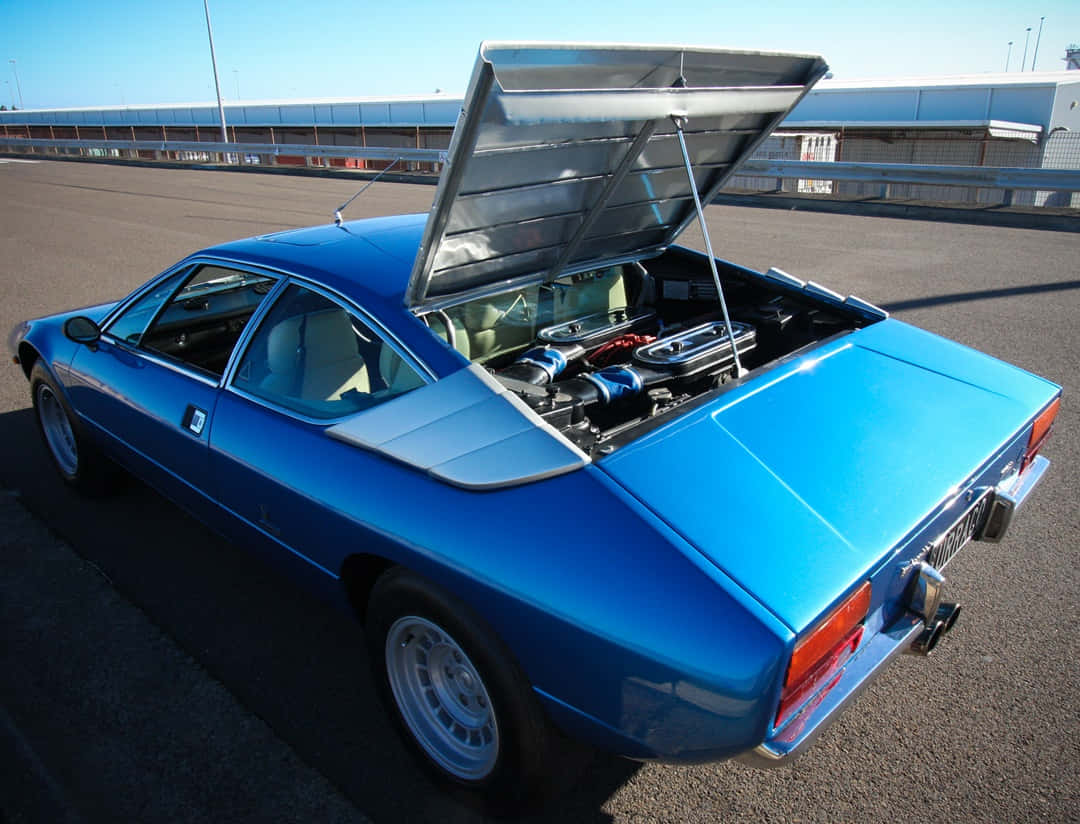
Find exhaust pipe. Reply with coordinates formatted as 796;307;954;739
905;603;961;656
909;620;946;655
935;601;961;633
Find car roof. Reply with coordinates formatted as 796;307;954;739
193;213;468;378
199;213;426;309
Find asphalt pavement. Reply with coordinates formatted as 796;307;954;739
1;159;1077;823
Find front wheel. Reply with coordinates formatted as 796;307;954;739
366;567;557;814
30;361;117;494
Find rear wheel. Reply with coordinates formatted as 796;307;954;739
366;567;557;814
30;361;117;494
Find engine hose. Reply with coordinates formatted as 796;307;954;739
498;345;577;385
554;365;667;406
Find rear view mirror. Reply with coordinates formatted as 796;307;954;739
64;316;101;345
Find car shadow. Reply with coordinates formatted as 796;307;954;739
0;406;638;823
881;278;1080;313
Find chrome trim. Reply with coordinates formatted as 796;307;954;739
217;275;291;387
926;487;993;570
98;334;222;389
762;267;805;289
433;309;457;350
981;454;1050;542
905;561;945;626
843;294;889;319
633;320;755;370
100;262;195;332
803;281;844;303
538;308;656;347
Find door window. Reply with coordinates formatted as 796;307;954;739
136;265;278;377
232;284;424;419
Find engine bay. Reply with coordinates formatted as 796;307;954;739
421;248;882;455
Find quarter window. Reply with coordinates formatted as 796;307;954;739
105;269;190;346
232;284;424;419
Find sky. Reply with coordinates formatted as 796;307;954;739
1;0;1078;110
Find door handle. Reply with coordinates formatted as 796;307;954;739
181;404;207;436
258;504;282;538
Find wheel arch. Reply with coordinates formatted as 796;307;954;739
340;552;396;623
18;341;40;380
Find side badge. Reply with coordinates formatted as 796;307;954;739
182;405;208;436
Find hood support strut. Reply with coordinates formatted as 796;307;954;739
672;115;745;377
546;120;660;282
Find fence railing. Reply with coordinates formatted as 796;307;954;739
2;136;1078;208
0;136;447;170
735;159;1080;206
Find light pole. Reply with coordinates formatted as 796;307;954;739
1032;17;1045;71
202;0;228;143
8;59;23;108
1021;27;1032;72
1005;41;1013;71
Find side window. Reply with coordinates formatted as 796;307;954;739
105;269;190;346
232;284;425;419
138;265;278;378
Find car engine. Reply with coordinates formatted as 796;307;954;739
431;248;876;456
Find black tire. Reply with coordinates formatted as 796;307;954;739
30;361;118;495
366;567;557;815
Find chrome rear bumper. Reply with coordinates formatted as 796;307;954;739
981;455;1050;542
740;454;1050;769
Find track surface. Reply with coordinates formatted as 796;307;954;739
1;161;1077;823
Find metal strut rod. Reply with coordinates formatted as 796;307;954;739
672;116;745;377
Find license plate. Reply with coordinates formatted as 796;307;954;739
927;490;992;569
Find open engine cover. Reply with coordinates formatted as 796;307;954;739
406;42;828;308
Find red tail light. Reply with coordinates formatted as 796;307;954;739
776;581;871;726
1021;397;1059;474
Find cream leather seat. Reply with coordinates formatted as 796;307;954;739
379;345;425;395
263;308;369;403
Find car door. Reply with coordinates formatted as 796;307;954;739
208;279;430;587
67;261;282;516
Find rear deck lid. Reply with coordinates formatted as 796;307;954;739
597;320;1061;631
406;41;828;308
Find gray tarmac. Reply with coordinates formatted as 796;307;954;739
1;159;1077;823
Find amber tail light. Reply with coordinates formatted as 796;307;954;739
776;581;871;726
1021;397;1060;474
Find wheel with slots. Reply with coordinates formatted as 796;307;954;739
366;567;557;814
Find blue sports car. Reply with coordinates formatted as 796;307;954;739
9;43;1061;811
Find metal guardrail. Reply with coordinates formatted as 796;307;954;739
737;159;1080;205
0;136;447;164
2;137;1078;204
738;159;1080;190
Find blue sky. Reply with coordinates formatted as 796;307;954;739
2;0;1078;109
